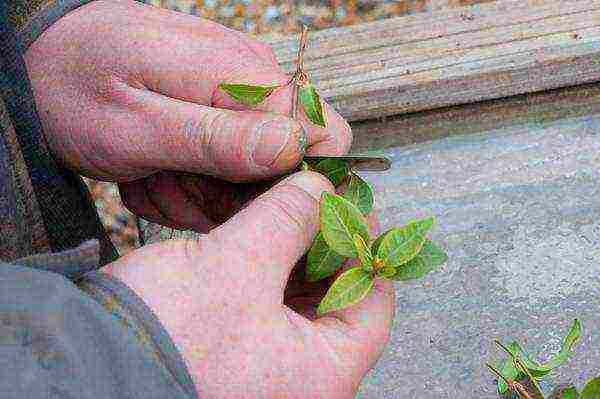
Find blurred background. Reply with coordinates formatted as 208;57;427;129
86;0;493;254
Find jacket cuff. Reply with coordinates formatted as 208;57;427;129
77;270;198;398
13;0;96;52
14;239;100;280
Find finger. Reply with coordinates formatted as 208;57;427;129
118;179;181;229
212;68;353;156
315;213;395;369
124;86;312;182
209;171;334;291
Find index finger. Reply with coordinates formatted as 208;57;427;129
213;66;353;157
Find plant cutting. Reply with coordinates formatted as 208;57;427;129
219;26;448;315
486;319;584;398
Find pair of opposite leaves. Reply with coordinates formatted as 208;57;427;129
494;319;594;398
302;158;448;315
219;82;327;127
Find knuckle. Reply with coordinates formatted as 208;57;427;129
262;185;317;240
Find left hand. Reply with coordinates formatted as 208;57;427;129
25;0;352;231
105;171;394;398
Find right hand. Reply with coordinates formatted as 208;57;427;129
105;171;395;399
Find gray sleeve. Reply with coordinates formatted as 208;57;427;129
0;262;198;399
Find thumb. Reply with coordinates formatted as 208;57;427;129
130;88;311;182
209;171;334;293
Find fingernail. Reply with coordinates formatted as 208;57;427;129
253;117;293;167
285;172;334;201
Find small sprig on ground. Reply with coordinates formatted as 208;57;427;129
486;319;595;399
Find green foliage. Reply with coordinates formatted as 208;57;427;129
317;267;374;315
353;233;373;271
218;83;279;106
493;319;583;396
306;232;346;282
582;378;600;399
311;159;349;187
320;192;370;258
299;84;327;127
389;239;448;281
375;218;434;269
343;173;374;215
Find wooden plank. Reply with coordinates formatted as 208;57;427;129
263;0;600;121
351;82;600;152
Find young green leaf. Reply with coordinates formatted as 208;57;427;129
376;217;435;268
582;378;600;399
320;192;370;258
312;159;348;187
317;267;374;315
306;232;346;282
497;320;583;394
497;342;525;395
558;387;580;399
343;173;374;215
371;228;393;256
353;233;373;270
218;83;279;107
377;266;397;279
299;84;327;127
388;239;447;281
540;319;582;370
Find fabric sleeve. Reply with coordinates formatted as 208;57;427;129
0;261;198;399
9;0;146;52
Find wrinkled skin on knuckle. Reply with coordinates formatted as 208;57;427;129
260;184;319;242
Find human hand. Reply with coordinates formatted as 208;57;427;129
104;171;394;398
25;0;352;231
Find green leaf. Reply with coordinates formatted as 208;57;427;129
541;319;582;371
343;173;374;215
313;159;349;187
560;387;580;399
496;320;583;395
498;342;525;394
375;217;435;268
301;161;310;171
582;378;600;399
306;232;346;282
377;266;396;279
353;233;373;270
371;228;393;256
389;239;447;281
299;84;327;127
218;83;279;107
317;267;374;315
320;192;370;258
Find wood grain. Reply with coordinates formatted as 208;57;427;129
264;0;600;121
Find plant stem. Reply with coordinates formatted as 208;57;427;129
493;340;544;399
290;25;309;120
486;363;511;387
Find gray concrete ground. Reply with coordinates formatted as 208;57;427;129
356;112;600;397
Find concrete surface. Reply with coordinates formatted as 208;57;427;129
356;112;600;398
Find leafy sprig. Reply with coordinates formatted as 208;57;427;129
487;319;587;399
218;26;327;127
218;26;448;314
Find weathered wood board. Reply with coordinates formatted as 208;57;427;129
265;0;600;121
